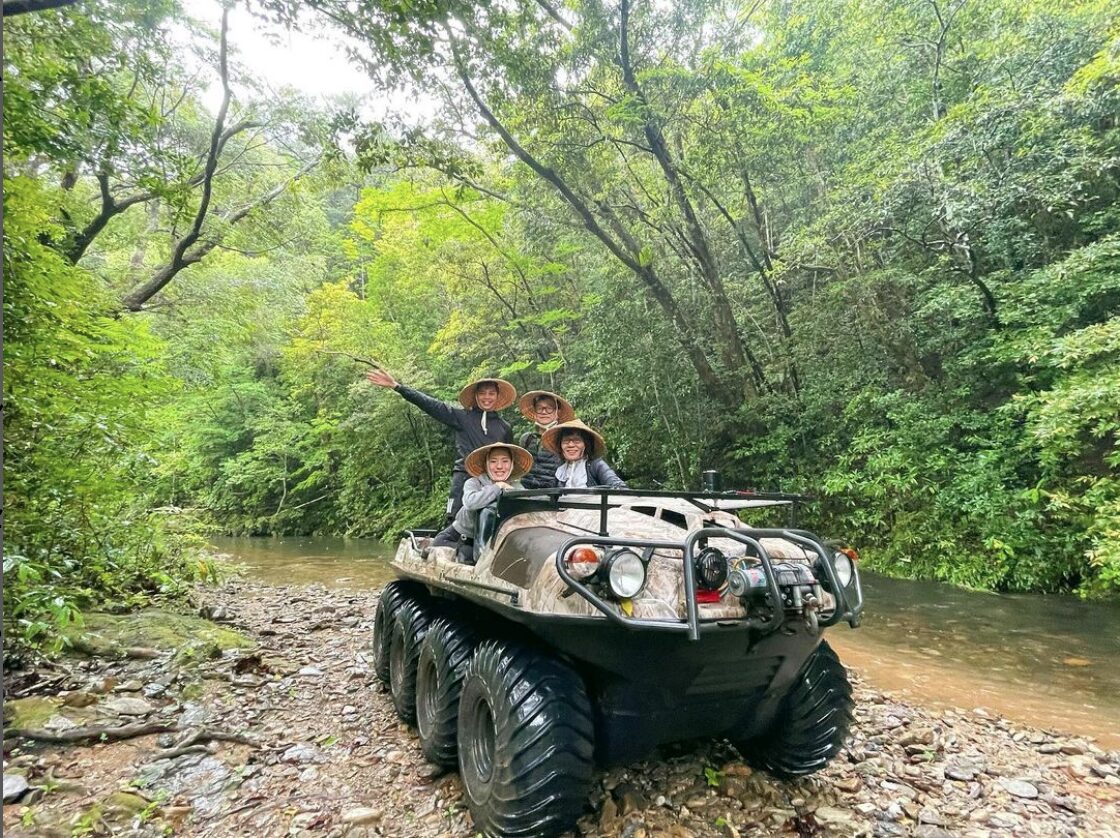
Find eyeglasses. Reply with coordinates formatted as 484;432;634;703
535;404;558;414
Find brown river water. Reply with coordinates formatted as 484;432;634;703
210;536;1120;749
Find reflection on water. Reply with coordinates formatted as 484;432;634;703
211;537;1120;748
209;536;399;589
830;573;1120;749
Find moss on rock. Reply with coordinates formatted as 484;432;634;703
64;609;253;657
4;696;63;730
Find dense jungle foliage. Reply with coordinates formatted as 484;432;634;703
4;0;1119;651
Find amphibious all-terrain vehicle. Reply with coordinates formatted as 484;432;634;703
372;485;864;837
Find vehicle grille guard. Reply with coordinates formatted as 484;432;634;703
555;527;863;641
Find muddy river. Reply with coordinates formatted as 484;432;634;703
210;535;1120;749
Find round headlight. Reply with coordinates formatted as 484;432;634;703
606;550;646;599
832;551;854;587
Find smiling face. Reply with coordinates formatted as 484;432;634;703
475;382;499;411
532;396;558;425
486;448;514;482
559;430;586;463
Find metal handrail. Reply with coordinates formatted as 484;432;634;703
554;527;789;641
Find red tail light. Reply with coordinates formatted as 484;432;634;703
695;589;722;604
565;546;601;580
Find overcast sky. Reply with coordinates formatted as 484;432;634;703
178;0;438;122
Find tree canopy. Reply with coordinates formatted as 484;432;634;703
4;0;1119;651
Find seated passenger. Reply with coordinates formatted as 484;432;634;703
517;389;575;490
541;420;627;490
436;443;533;563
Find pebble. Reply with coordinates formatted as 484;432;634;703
340;807;382;824
281;743;324;764
103;696;154;716
999;778;1039;799
9;579;1120;838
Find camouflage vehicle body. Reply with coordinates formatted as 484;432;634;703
375;488;864;837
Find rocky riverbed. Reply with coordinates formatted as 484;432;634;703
3;580;1119;837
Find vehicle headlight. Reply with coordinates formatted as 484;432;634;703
605;549;646;598
832;550;854;587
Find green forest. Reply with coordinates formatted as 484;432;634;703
4;0;1119;652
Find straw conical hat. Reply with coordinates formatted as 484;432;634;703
518;390;576;424
457;378;516;411
464;443;534;479
541;419;606;460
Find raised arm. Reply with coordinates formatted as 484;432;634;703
366;370;461;429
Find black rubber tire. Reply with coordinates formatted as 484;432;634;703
457;639;595;837
734;640;854;779
416;617;478;767
389;600;433;724
372;581;423;684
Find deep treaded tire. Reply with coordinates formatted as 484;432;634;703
416;617;478;767
372;581;425;684
457;640;595;837
389;600;432;724
735;640;853;778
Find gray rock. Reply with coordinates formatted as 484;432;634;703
298;666;324;677
44;714;80;732
945;765;977;782
143;682;169;698
104;697;154;716
281;743;324;764
918;807;944;825
914;827;956;838
999;778;1039;799
815;805;859;829
988;812;1020;829
180;702;213;725
113;679;144;692
3;774;29;803
340;807;382;825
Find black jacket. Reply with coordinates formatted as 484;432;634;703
519;430;562;489
396;384;512;471
581;458;627;489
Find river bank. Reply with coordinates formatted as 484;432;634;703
4;579;1120;836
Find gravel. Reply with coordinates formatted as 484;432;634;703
3;579;1119;837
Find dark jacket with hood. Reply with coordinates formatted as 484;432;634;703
395;384;512;472
519;428;562;489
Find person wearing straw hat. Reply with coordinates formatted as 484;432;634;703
439;442;533;563
517;390;575;490
365;369;516;521
541;419;628;489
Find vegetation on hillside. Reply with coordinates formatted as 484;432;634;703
4;0;1118;651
